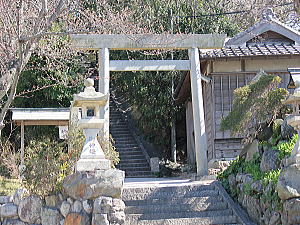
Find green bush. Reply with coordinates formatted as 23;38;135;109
0;178;21;195
23;139;78;196
218;151;284;211
275;133;297;160
221;72;288;139
98;135;120;167
22;127;120;196
0;139;20;179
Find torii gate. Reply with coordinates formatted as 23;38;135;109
70;34;226;176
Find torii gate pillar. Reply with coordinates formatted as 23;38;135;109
98;48;110;142
189;48;208;176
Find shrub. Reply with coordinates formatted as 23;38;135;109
0;139;20;179
21;125;119;196
0;177;21;195
220;71;288;141
98;135;120;167
275;133;297;160
218;151;283;210
23;139;77;196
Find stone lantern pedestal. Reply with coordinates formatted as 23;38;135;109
72;78;110;172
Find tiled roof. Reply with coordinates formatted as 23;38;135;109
201;44;300;59
225;9;300;46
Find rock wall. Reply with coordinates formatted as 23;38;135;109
228;172;300;225
0;169;125;225
223;117;300;225
228;173;280;225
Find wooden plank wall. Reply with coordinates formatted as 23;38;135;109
203;81;214;161
211;72;290;159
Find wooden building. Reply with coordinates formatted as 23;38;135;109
175;10;300;165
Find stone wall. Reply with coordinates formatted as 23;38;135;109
228;173;280;225
228;172;300;225
0;169;125;225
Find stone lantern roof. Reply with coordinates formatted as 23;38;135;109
73;78;108;107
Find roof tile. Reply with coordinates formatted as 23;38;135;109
201;44;300;59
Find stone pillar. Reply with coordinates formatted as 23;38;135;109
188;48;208;176
98;48;110;142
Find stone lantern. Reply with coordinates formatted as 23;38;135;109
73;78;110;172
283;71;300;166
277;69;300;201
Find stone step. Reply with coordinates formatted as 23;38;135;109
110;119;126;122
123;185;215;195
116;146;140;150
115;144;140;148
114;137;136;141
120;155;147;161
122;189;218;201
109;114;124;117
110;117;125;121
115;140;137;145
110;126;127;130
118;152;145;157
117;162;149;168
110;111;122;114
118;165;150;170
109;113;123;116
110;128;131;132
126;175;155;179
110;122;127;126
125;215;238;225
120;159;148;164
110;118;125;121
109;114;124;118
118;163;150;168
110;124;128;127
124;195;224;206
125;201;228;214
111;131;132;135
119;152;144;157
117;167;151;172
110;97;154;179
111;133;134;137
117;148;142;153
126;209;233;221
125;171;153;177
114;136;135;140
109;117;125;120
110;126;129;130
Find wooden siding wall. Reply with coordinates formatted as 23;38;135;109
203;81;214;161
211;72;291;159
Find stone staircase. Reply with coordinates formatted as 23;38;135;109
122;180;255;225
110;99;152;178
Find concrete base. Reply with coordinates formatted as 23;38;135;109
76;158;111;172
150;157;159;173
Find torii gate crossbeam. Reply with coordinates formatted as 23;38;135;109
70;33;226;177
